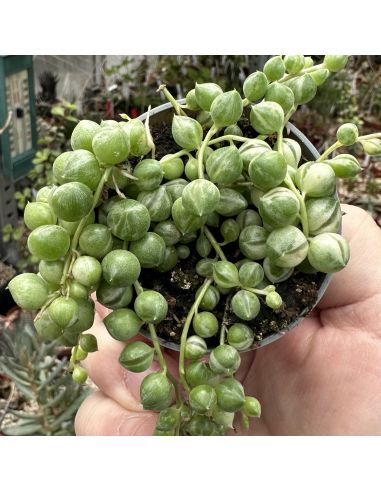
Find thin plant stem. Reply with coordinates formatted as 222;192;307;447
283;174;309;236
160;149;191;161
317;132;381;163
148;323;167;375
197;125;218;179
277;128;284;156
208;135;251;146
179;278;213;392
203;226;227;261
59;167;112;291
316;141;342;162
278;63;325;83
157;84;186;116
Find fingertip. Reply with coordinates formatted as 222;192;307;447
75;390;157;436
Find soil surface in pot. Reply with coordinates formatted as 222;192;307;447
136;119;326;348
140;249;324;347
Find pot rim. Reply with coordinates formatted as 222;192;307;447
137;101;333;352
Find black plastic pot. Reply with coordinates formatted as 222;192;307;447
0;263;17;317
137;101;332;351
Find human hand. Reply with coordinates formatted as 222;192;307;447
75;205;381;436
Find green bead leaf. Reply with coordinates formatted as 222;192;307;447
210;90;243;128
181;179;220;217
265;82;295;114
129;232;166;268
206;145;243;185
266;225;309;268
295;162;336;197
119;341;154;372
209;345;241;376
305;196;341;236
195;82;223;111
227;323;254;351
105;309;144;341
172;115;203;151
243;71;269;102
9;273;49;311
263;56;285;82
323;55;349;72
213;261;240;289
134;290;168;323
324;154;362;178
231;290;260;321
250;101;284;135
259;187;300;228
140;372;173;411
307;233;350;273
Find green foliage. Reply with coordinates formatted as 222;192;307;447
0;313;89;435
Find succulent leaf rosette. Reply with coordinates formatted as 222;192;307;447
9;55;381;436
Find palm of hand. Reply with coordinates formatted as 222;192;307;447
75;206;381;436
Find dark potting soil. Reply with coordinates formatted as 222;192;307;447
140;249;324;348
129;115;325;349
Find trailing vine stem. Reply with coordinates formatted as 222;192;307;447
133;281;169;377
160;149;191;161
208;134;251;146
278;63;325;83
179;278;213;392
284;174;309;237
197;125;218;179
59;167;112;293
317;132;381;162
148;323;168;376
157;84;187;116
203;226;227;261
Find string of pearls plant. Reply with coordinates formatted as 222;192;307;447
9;55;381;436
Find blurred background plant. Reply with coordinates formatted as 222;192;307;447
0;312;90;436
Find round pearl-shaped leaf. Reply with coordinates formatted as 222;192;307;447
239;225;268;260
92;127;129;165
104;309;144;341
250;101;284;135
107;199;150;241
50;182;93;222
266;225;308;268
24;202;56;230
210;90;243;128
306;196;341;236
259;187;300;228
53;150;102;190
243;71;269;102
308;233;350;273
28;225;70;261
171;197;207;234
8;273;49;311
295;162;336;198
182;179;220;217
206;146;243;185
71;120;100;152
129;232;166;268
248;150;287;191
231;290;260;321
215;188;248;217
134;290;168;323
172;115;203;151
101;250;141;286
